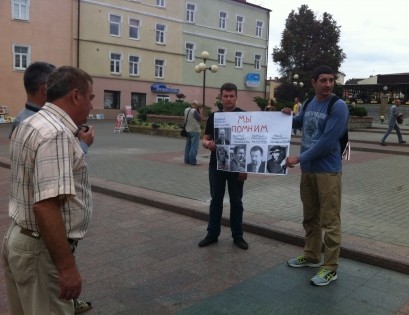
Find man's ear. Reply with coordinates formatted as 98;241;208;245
41;84;47;96
71;89;80;105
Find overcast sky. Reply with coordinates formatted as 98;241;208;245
247;0;408;81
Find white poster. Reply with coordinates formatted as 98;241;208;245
214;112;292;175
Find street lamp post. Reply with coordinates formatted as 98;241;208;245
194;51;218;107
293;74;304;88
379;85;389;123
293;73;305;100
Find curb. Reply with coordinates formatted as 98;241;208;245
1;156;409;275
89;176;409;276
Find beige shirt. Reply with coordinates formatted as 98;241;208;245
185;107;201;133
9;103;92;239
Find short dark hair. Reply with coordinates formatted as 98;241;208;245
220;82;237;95
233;144;245;154
250;145;263;155
311;65;335;81
46;66;93;102
23;62;56;95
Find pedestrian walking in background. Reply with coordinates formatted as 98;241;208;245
380;99;406;146
283;65;349;286
292;97;302;135
265;99;276;111
184;100;202;165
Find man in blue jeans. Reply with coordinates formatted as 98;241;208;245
184;100;202;165
380;99;406;146
199;82;248;250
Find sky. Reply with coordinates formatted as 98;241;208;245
247;0;408;82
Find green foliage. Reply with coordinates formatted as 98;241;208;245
274;82;309;104
132;120;182;130
253;97;269;111
137;101;188;121
214;100;223;111
348;105;367;117
274;100;293;112
272;5;346;89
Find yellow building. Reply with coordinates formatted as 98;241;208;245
1;0;270;118
0;0;73;116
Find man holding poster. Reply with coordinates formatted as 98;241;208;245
198;83;249;250
284;65;349;286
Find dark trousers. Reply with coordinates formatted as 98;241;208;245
207;166;244;239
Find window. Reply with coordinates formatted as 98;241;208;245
129;18;140;40
218;48;226;66
13;45;30;70
156;95;170;102
129;55;139;76
109;14;121;36
12;0;29;20
104;90;120;109
155;24;166;44
219;11;227;29
110;52;121;74
236;15;244;33
256;20;263;37
131;92;146;110
254;54;261;70
185;43;195;61
235;51;243;68
186;3;195;23
155;59;165;78
156;0;165;7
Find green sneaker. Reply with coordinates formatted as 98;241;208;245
287;255;321;268
311;268;337;286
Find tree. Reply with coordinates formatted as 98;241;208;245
253;96;269;111
272;5;346;93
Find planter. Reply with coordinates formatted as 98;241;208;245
129;125;184;138
348;116;373;130
130;115;373;136
129;125;206;138
146;114;208;128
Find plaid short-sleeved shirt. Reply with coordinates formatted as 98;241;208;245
9;103;92;239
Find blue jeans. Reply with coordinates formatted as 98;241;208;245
184;131;200;165
381;123;403;143
207;166;244;239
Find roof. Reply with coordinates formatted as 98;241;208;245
232;0;271;11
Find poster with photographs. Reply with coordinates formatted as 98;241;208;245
214;112;292;175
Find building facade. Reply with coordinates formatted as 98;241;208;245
0;0;73;116
75;0;271;117
344;73;409;104
1;0;270;117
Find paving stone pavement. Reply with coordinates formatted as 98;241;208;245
0;121;408;314
0;167;409;315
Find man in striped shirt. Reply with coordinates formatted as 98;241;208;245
3;66;94;315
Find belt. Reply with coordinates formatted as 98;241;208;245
19;227;78;251
20;227;41;239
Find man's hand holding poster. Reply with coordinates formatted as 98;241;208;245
214;112;292;175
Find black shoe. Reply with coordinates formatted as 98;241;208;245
399;140;406;144
233;237;249;250
380;142;387;146
198;237;218;247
